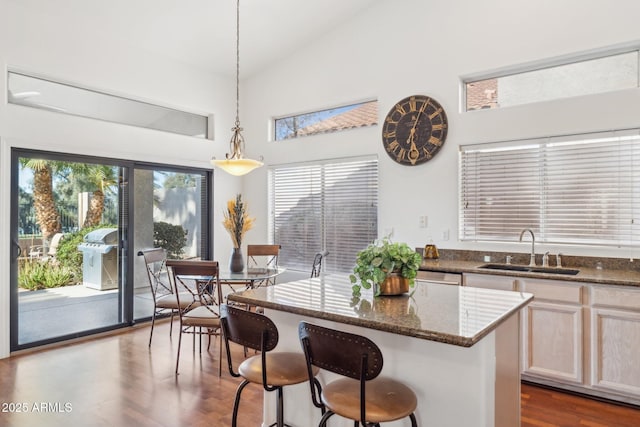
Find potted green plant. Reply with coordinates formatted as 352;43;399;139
349;237;422;297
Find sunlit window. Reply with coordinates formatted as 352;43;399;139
464;50;639;111
8;71;210;138
274;100;378;141
269;156;378;272
459;129;640;246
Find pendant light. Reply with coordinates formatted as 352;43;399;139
211;0;263;176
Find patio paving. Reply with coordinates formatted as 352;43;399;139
17;285;155;344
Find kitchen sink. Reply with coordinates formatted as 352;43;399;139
478;263;580;276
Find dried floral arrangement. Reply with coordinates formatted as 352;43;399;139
222;194;255;248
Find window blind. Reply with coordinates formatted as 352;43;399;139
460;130;640;246
269;156;378;273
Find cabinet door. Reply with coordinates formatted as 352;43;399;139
462;273;516;291
523;301;583;383
591;307;640;397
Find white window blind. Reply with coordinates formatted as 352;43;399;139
269;156;378;273
460;130;640;246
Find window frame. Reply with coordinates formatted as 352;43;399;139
7;70;212;139
272;99;378;141
461;43;640;112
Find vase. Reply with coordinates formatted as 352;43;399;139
229;247;244;273
376;273;409;296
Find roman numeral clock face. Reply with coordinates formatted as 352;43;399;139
382;95;448;165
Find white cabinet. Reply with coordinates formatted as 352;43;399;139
459;270;640;404
519;279;584;384
462;273;516;291
590;285;640;399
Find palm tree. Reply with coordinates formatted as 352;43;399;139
76;165;118;228
19;159;62;242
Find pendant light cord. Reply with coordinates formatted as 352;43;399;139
211;0;263;174
235;0;240;126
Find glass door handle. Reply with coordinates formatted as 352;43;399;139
11;239;22;259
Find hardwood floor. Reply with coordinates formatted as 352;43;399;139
0;321;262;427
1;321;639;427
521;383;640;427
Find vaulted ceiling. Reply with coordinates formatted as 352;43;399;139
18;0;380;77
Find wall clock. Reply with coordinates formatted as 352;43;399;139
382;95;448;165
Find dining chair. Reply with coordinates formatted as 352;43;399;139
166;259;223;375
47;232;65;258
310;250;329;278
220;304;321;427
299;321;418;427
138;248;190;347
29;232;65;260
246;244;281;287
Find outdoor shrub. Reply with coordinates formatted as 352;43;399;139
154;221;187;258
56;224;117;281
18;258;74;290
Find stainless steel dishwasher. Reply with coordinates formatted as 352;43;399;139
416;270;462;285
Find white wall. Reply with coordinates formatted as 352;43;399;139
242;0;640;261
0;1;243;357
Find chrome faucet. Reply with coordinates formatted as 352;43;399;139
519;228;536;266
556;253;563;268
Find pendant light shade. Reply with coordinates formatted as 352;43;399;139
212;120;263;176
211;0;263;176
212;158;263;176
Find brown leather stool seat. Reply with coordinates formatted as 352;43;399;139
299;322;418;426
221;305;321;427
322;377;417;424
238;352;313;386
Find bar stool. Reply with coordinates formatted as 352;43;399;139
220;305;321;427
299;321;418;426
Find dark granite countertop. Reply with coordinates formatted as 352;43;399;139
419;259;640;287
227;274;533;347
416;248;640;287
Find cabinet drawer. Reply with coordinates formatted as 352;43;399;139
417;271;462;285
463;273;516;291
520;279;583;304
591;286;640;310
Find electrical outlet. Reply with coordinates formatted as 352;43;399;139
442;229;449;240
419;216;428;228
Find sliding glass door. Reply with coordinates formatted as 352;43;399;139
132;166;211;322
9;149;211;350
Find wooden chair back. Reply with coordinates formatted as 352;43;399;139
166;259;220;277
166;259;221;309
247;244;280;269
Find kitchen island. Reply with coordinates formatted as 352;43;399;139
228;275;533;427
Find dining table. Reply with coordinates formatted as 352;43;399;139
218;266;286;291
178;267;287;302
